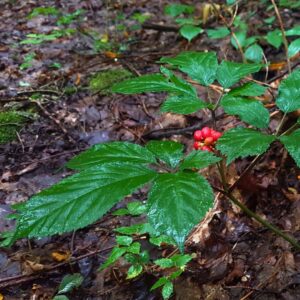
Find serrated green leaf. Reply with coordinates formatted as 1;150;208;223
53;296;69;300
127;264;143;279
228;82;267;97
58;273;84;294
288;38;300;57
147;172;213;251
161;95;207;114
276;69;300;113
217;61;262;88
146;140;184;168
266;29;282;49
100;247;127;270
206;27;230;39
149;235;176;246
126;242;141;254
114;223;156;235
116;235;133;246
216;127;275;164
151;277;169;291
162;281;174;300
112;74;194;95
221;95;270;128
127;201;147;215
10;164;157;242
245;44;264;63
154;258;174;268
279;129;300;167
231;30;247;49
67;142;156;170
180;25;203;42
112;208;129;216
180;151;221;170
164;4;194;17
286;26;300;36
169;269;183;279
160;51;218;86
171;254;192;267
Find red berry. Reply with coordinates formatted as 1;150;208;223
201;145;212;152
204;137;214;146
193;130;203;141
201;127;211;139
193;141;200;150
211;131;222;141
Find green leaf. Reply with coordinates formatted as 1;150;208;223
149;235;176;246
147;172;213;251
67;142;156;170
288;38;300;57
100;247;127;270
206;27;230;39
10;164;157;242
266;29;282;49
112;74;195;95
160;51;218;86
228;82;267;97
179;151;221;170
114;223;156;235
171;254;192;267
53;296;69;300
175;17;195;26
161;95;207;114
286;26;300;36
217;61;262;88
146;140;184;168
127;264;143;279
216;127;275;164
58;273;84;294
279;129;300;167
126;242;141;254
276;69;300;113
221;95;270;128
297;117;300;125
112;208;129;216
164;4;194;17
231;30;247;49
151;277;169;291
180;25;203;42
162;281;174;300
116;235;133;246
245;44;264;63
127;201;147;215
169;269;183;279
154;258;174;268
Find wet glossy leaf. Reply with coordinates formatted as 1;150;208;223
162;281;174;299
288;38;300;57
217;61;262;88
276;69;300;112
154;258;174;268
58;273;84;294
127;201;147;215
67;142;156;170
279;129;300;167
216;127;275;164
151;277;169;290
99;247;127;270
146;140;184;168
10;164;157;242
149;235;176;246
147;172;213;251
161;51;218;86
116;236;133;246
127;264;143;279
114;223;156;235
171;254;192;267
221;95;270;128
180;151;221;170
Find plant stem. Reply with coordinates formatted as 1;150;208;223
271;0;291;74
275;112;287;136
280;122;299;136
226;193;300;250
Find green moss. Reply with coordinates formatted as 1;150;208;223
89;68;132;94
0;111;28;144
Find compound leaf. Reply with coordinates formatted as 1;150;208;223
217;61;262;88
67;142;156;170
216;127;275;164
146;140;184;168
276;69;300;113
161;51;218;86
147;172;213;251
279;129;300;167
228;82;267;97
221;95;270;128
9;164;157;242
180;150;221;170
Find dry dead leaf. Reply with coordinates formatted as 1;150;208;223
51;250;71;262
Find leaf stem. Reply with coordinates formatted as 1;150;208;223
275;112;287;136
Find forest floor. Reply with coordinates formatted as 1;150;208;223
0;0;300;299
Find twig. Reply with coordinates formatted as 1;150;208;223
142;22;179;32
271;0;291;73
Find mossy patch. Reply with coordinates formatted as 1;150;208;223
89;68;132;94
0;111;29;144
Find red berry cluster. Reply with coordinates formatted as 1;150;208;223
193;127;222;152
